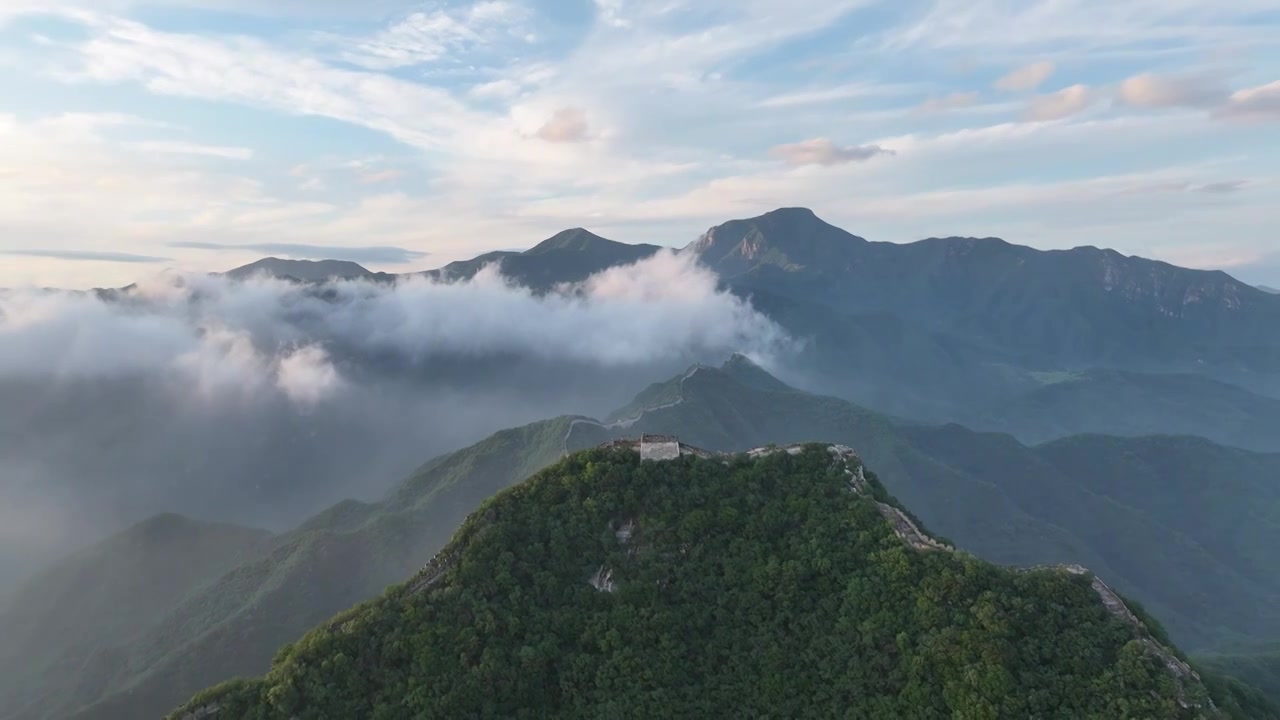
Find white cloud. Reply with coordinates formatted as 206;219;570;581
1116;72;1229;108
336;1;531;70
758;82;918;109
275;345;342;406
535;107;589;143
995;61;1055;91
1025;84;1093;121
880;0;1278;54
0;252;791;390
770;138;894;166
1219;80;1280;121
919;91;980;112
64;16;480;151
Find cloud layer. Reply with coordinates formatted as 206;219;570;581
0;252;791;586
0;250;786;389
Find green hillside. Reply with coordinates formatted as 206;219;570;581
170;446;1266;719
571;360;1280;652
0;515;271;720
22;420;574;720
1199;644;1280;705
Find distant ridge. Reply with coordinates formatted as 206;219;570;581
421;227;661;291
225;257;379;282
1260;285;1280;294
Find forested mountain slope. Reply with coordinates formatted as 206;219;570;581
170;446;1274;719
0;515;271;720
14;358;1280;719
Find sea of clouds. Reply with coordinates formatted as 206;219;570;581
0;251;792;589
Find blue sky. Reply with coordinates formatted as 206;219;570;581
0;0;1277;288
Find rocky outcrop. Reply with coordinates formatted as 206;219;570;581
177;704;221;720
600;439;1217;713
1050;564;1213;712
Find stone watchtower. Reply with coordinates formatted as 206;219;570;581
639;434;681;461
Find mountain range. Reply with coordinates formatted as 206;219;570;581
6;207;1280;717
218;207;1280;449
5;357;1280;719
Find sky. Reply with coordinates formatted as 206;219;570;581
0;0;1277;289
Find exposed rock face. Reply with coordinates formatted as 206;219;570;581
589;566;617;593
178;705;222;720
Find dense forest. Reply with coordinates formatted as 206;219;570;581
171;446;1268;719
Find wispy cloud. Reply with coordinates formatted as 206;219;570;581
128;141;254;160
1116;73;1229;109
1025;85;1093;121
758;82;918;109
770;138;895;166
0;0;1275;288
919;91;980;112
535;107;589;143
1219;81;1280;122
995;61;1054;92
334;1;533;70
880;0;1278;54
169;241;428;265
0;249;171;263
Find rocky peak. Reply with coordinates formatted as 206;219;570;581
686;207;866;277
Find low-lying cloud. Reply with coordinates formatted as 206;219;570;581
0;251;791;589
1;250;787;395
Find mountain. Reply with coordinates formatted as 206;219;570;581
963;368;1280;452
421;228;662;292
44;419;577;720
687;209;1280;384
18;357;1280;720
0;515;271;720
169;444;1270;719
224;257;389;282
567;359;1280;651
1259;285;1280;294
376;207;1280;432
686;206;868;276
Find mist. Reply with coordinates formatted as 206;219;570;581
0;251;791;591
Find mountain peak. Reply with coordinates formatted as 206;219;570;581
719;353;796;393
525;227;619;254
226;257;373;282
687;207;866;277
758;206;818;220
